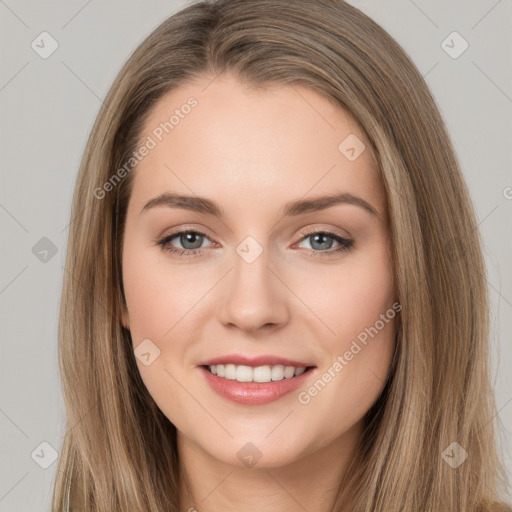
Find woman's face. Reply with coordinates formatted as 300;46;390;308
121;73;397;468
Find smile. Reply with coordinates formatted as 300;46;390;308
206;363;307;382
198;356;316;405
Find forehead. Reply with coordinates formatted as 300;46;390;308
130;74;386;218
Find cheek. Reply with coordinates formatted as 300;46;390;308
297;249;396;429
301;246;395;346
122;241;211;417
122;242;204;341
122;242;199;426
294;244;396;401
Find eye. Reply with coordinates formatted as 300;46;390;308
155;227;354;259
295;228;353;258
155;229;213;258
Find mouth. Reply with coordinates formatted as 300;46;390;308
197;357;317;405
202;363;315;383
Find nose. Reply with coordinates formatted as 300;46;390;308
217;247;290;334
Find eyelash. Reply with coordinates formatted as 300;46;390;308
155;227;353;260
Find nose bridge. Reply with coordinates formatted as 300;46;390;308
217;235;289;331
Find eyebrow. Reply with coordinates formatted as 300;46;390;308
140;192;380;218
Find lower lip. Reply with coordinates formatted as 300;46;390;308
199;366;315;405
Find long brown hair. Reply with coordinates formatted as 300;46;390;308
52;0;511;510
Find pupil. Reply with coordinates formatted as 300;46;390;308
182;232;203;250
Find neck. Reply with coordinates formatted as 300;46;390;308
177;421;362;512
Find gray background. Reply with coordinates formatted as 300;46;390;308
0;0;511;510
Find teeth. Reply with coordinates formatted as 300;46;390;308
225;364;236;380
254;366;271;382
207;364;307;383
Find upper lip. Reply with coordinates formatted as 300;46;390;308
198;354;315;368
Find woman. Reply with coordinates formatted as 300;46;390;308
52;0;511;510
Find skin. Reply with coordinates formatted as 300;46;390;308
121;73;397;512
